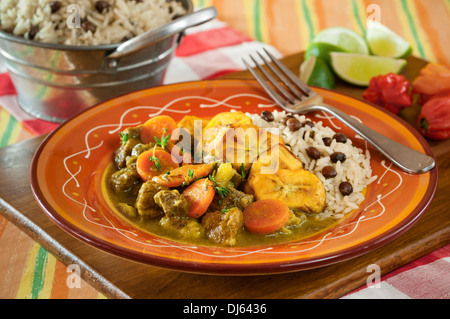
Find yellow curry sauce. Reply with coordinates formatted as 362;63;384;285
103;111;356;247
104;162;346;246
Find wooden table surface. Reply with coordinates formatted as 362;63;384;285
0;53;449;299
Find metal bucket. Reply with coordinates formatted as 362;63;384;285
0;2;217;123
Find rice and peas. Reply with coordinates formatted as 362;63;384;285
246;110;377;219
0;0;187;45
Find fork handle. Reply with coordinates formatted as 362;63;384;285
310;104;435;174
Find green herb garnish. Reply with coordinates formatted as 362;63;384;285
240;163;248;181
149;155;161;170
118;132;129;146
187;168;194;180
181;168;195;187
154;129;171;150
221;207;234;214
208;174;229;198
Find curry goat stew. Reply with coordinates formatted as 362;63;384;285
104;111;366;247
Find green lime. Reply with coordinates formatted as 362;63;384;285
366;20;412;58
305;42;347;65
312;27;369;55
300;56;335;89
330;52;407;86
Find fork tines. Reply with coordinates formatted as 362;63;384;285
243;48;312;108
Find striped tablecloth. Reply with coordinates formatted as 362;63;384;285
0;0;449;299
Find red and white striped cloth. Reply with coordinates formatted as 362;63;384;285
0;19;448;299
343;245;450;299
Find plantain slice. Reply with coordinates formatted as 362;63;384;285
202;120;284;172
244;144;326;214
202;111;252;132
178;115;208;137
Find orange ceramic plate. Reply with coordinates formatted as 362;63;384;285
30;80;437;275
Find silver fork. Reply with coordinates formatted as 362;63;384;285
243;48;435;174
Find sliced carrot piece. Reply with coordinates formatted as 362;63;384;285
152;163;215;188
136;149;179;182
243;199;290;234
182;178;215;218
140;115;177;144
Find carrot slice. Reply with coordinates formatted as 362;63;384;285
182;178;215;218
152;163;215;188
243;199;290;234
140;115;177;144
136;149;179;182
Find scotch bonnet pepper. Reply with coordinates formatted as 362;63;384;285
362;73;412;114
412;63;450;99
417;94;450;140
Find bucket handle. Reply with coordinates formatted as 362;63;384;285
100;7;217;73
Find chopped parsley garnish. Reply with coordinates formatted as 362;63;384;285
181;168;195;187
221;207;234;214
162;171;171;181
187;168;194;180
149;155;161;170
118;132;129;146
216;186;229;198
240;163;248;181
208;174;229;198
154;129;171;150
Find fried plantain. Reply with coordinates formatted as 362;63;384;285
244;144;326;214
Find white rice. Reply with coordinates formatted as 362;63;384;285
0;0;187;45
246;110;377;219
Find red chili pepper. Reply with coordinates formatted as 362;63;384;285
417;95;450;140
417;89;450;106
362;73;412;115
412;63;450;96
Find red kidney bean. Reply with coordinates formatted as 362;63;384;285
322;137;332;146
304;120;315;128
306;147;321;160
322;166;337;178
286;118;302;131
330;152;347;163
333;133;348;143
95;1;111;13
280;114;295;125
339;181;353;196
261;111;274;122
50;1;62;13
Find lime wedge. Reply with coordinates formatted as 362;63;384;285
312;27;369;55
300;56;335;89
305;42;347;65
330;52;406;86
366;20;412;58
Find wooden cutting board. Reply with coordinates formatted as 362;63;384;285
0;53;449;299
